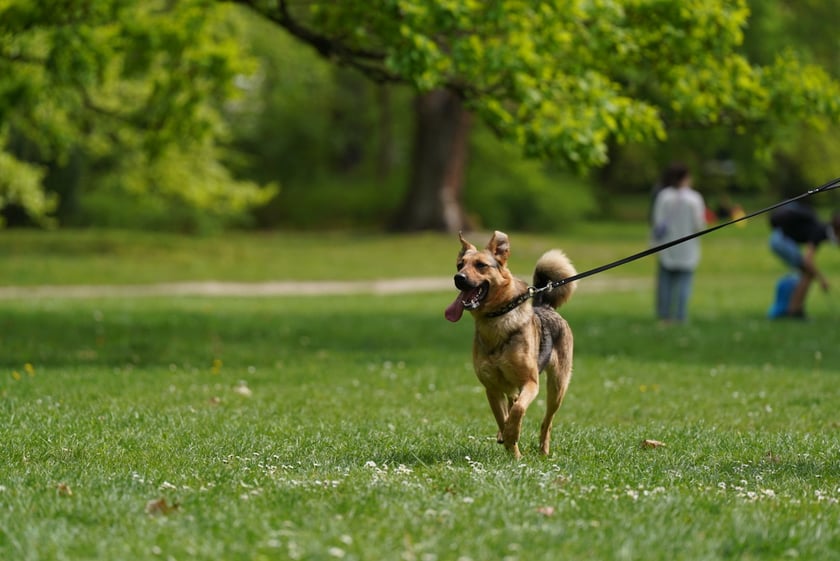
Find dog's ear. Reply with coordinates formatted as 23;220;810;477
458;231;476;258
486;230;510;266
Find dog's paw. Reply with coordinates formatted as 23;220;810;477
502;427;520;447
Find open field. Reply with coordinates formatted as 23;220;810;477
2;224;840;560
0;222;786;285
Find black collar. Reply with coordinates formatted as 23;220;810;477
485;287;535;318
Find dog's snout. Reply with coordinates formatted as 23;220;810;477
454;273;470;290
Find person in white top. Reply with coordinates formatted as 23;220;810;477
651;163;707;323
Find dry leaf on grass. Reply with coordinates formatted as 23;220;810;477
641;439;666;449
536;506;555;517
56;483;73;497
145;497;180;516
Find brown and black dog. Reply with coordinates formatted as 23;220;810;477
445;231;577;459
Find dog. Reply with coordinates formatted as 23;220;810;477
444;231;577;459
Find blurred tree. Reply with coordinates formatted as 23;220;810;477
596;0;840;215
221;10;413;229
741;0;840;197
0;0;275;228
227;0;840;232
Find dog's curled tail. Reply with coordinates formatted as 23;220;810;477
532;249;577;309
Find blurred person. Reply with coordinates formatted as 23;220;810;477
767;201;840;319
651;163;707;323
715;194;746;226
715;195;734;222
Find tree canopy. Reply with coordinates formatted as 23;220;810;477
4;0;840;229
0;0;273;226
234;0;840;167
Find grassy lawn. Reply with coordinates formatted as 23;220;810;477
1;220;827;285
2;224;840;560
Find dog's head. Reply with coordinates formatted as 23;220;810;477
444;230;512;322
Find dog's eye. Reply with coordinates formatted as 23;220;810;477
475;262;488;270
456;261;464;271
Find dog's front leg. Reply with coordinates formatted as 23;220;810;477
484;389;509;444
502;380;539;460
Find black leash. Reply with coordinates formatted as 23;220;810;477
544;175;840;291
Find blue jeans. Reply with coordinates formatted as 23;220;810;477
656;263;694;322
769;228;804;269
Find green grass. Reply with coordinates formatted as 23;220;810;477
2;224;840;560
2;219;828;286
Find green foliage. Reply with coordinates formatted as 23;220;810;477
113;142;275;217
465;125;596;231
225;12;338;185
5;0;840;229
596;0;840;207
75;190;242;234
222;10;425;228
741;1;840;197
0;142;55;227
225;12;601;230
239;0;840;171
0;0;272;226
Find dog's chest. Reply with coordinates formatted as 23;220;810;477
472;318;540;392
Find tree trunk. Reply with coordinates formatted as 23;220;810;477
390;89;471;232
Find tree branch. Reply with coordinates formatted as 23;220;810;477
222;1;503;97
226;0;395;73
275;0;385;61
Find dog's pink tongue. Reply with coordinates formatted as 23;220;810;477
445;293;465;322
